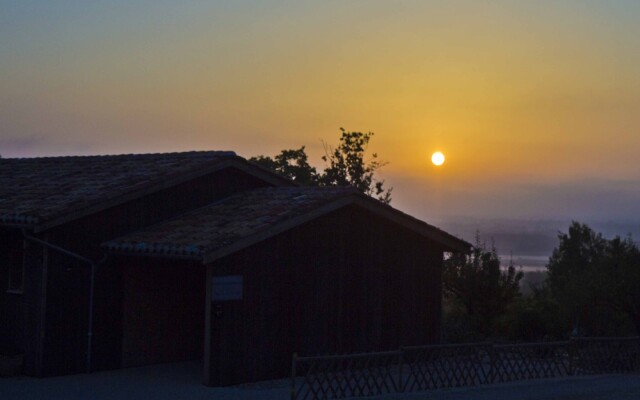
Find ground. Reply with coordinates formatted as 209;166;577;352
0;362;639;400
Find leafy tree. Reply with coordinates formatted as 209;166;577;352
597;236;640;334
546;222;640;336
319;128;391;203
443;234;523;338
250;146;318;186
250;128;392;203
546;222;606;330
505;286;565;341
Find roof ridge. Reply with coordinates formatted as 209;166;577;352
0;150;249;228
103;184;471;261
0;150;237;161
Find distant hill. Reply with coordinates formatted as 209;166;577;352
437;218;640;296
437;217;640;258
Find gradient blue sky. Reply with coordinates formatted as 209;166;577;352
2;1;640;223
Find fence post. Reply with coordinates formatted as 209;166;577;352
489;343;496;384
635;338;640;373
291;352;297;400
568;338;574;376
398;347;405;393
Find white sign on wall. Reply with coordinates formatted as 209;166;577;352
212;275;243;301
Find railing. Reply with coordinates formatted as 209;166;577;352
402;343;492;391
491;342;572;383
291;351;403;400
572;337;640;375
291;337;640;399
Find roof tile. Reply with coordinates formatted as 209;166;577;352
104;186;358;258
0;151;236;226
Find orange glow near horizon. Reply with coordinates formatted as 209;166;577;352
2;1;640;220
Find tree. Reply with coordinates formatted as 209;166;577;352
546;222;640;336
443;234;523;338
505;286;566;341
319;128;392;203
250;146;318;186
546;223;606;326
250;128;392;203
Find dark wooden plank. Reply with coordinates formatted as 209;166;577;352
206;204;446;385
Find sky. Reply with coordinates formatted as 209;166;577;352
2;1;640;224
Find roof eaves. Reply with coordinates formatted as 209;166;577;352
100;191;245;259
103;241;203;261
201;192;470;264
0;214;39;229
233;158;299;187
348;195;471;253
201;195;354;264
31;157;263;232
107;249;202;262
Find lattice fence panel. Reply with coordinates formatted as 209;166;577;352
292;351;403;400
572;337;640;375
291;337;640;400
492;342;572;383
402;343;492;392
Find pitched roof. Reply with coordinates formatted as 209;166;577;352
0;151;291;230
103;186;471;262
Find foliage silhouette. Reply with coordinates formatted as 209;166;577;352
250;146;318;186
250;128;392;203
319;128;391;203
546;222;640;336
443;233;523;339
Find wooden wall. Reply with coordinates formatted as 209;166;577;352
206;205;444;386
41;250;90;375
0;229;47;375
0;230;27;355
121;258;205;367
47;167;275;259
9;166;276;376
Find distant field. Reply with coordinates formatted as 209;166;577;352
499;255;548;272
498;255;547;294
440;218;640;262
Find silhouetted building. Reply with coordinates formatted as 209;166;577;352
0;151;469;385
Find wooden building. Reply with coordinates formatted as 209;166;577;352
0;151;469;385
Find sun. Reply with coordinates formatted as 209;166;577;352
431;151;445;166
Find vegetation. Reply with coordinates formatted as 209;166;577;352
253;132;640;341
443;234;523;341
250;147;318;186
250;128;392;203
444;222;640;343
546;222;640;336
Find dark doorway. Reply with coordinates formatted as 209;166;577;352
122;260;205;367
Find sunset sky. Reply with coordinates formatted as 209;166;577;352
2;1;640;223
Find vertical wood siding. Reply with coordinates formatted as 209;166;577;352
0;230;47;375
6;166;274;376
0;231;27;355
121;258;205;367
207;205;444;386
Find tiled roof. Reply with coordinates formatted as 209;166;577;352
103;186;471;260
103;186;360;259
0;151;237;227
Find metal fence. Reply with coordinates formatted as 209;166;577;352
291;337;640;399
